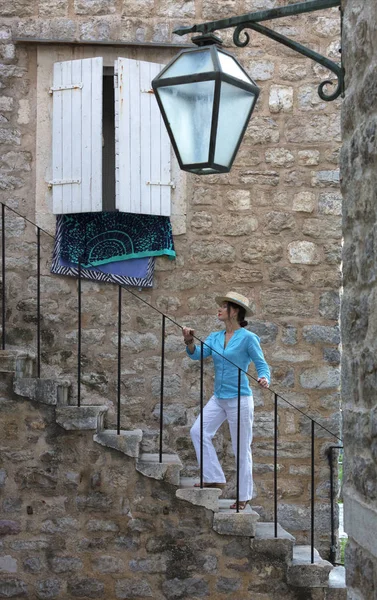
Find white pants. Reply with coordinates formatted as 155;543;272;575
190;394;254;501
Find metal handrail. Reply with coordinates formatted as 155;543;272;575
0;202;343;559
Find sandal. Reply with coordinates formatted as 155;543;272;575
229;500;248;510
193;482;226;489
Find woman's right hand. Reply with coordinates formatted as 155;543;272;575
182;327;195;343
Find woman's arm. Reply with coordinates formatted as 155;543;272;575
183;330;214;360
247;334;271;384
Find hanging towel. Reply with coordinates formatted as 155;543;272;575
51;216;155;288
60;211;175;268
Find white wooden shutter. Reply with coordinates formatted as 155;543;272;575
115;58;172;217
51;57;103;214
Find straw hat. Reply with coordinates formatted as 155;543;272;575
215;291;253;316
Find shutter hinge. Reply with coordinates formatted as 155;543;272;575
48;179;81;189
141;89;154;94
49;83;83;94
114;74;118;88
146;181;175;190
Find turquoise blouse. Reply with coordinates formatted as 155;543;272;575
186;328;270;399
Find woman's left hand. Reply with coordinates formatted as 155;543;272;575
258;377;269;389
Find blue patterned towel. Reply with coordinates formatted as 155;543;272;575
60;212;175;268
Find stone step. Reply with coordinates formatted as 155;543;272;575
287;545;333;588
55;405;108;431
176;487;222;512
326;566;347;599
93;429;143;458
251;522;296;563
136;453;183;486
213;502;260;537
0;349;34;378
14;377;70;406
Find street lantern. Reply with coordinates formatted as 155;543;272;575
152;36;260;175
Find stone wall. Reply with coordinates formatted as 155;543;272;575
0;0;342;551
341;0;377;598
0;375;305;600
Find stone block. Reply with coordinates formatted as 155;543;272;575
190;241;236;264
288;241;320;265
162;577;209;599
74;0;116;14
0;555;17;573
269;85;294;113
67;577;105;597
247;60;275;81
0;520;21;536
129;556;167;573
300;366;340;389
213;508;259;537
251;523;295;563
261;289;315;317
216;576;241;592
293;191;316;213
55;405;108;431
35;579;62;599
319;192;342;215
0;469;6;487
241;240;283;264
23;557;42;573
265;148;295;168
0;579;27;597
319;291;340;320
41;518;78;534
287;545;333;587
303;325;340;344
93;430;142;458
50;556;83;573
92;555;125;573
136;453;182;486
245;117;279;144
13;378;70;406
115;578;153;598
0;350;34;378
248;321;278;344
176;488;222;512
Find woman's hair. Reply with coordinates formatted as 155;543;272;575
227;301;248;327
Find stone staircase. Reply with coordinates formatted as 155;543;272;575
2;349;347;598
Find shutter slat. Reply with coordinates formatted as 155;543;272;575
150;62;162;216
140;61;152;215
71;59;82;214
115;58;131;213
62;60;73;214
91;57;103;212
115;57;172;217
52;62;63;214
129;60;141;214
52;57;103;214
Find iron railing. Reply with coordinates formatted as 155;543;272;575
0;202;343;563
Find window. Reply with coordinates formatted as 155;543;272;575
50;57;173;217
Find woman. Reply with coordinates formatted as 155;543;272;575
182;292;270;510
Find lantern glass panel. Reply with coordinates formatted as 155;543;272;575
160;49;214;79
218;52;252;84
158;80;215;165
214;81;256;167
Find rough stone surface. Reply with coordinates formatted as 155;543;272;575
287;545;333;587
176;487;222;512
213;509;260;537
93;429;142;458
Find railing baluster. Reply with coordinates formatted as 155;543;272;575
200;341;204;488
274;392;278;537
159;315;165;463
1;203;5;350
311;420;315;564
37;227;41;378
236;368;241;513
329;446;335;565
77;259;82;407
117;285;122;435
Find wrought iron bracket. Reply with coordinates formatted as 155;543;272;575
174;0;344;101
